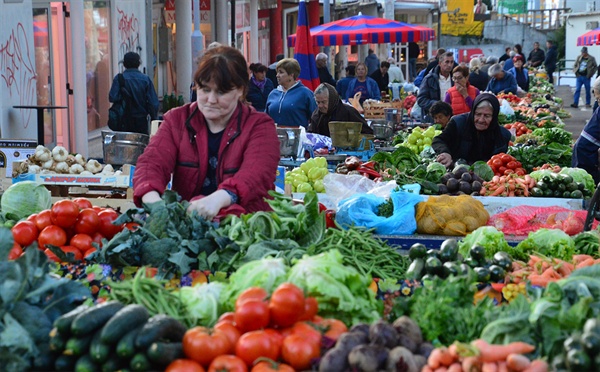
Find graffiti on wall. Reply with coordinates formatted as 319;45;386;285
116;7;142;64
0;22;37;126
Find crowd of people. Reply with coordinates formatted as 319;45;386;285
120;39;600;219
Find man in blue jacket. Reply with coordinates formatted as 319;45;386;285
486;63;518;95
544;40;558;85
417;51;455;123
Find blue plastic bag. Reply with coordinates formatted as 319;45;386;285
335;190;422;235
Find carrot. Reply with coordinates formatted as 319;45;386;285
438;347;456;367
527;274;553;287
462;357;481;372
573;254;594;265
447;363;462;372
576;258;596;269
482;362;498;372
422;367;434;372
512;261;525;271
528;255;542;267
448;343;459;360
541;267;561;279
497;361;508;372
555;262;572;277
471;339;536;363
595;258;600;265
506;353;531;371
428;348;443;369
433;368;448;372
491;185;506;197
522;359;548;372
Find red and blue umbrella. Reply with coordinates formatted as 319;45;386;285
577;28;600;46
293;0;320;91
288;14;436;47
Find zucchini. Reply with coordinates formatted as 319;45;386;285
49;327;69;353
54;354;78;371
146;342;184;366
425;256;443;276
74;353;100;372
71;301;125;336
439;239;458;262
116;325;143;358
130;352;151;372
408;243;427;259
100;304;149;344
405;258;424;280
89;331;112;364
101;354;123;372
135;314;186;350
64;333;95;356
54;304;90;334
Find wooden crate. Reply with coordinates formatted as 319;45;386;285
363;100;403;119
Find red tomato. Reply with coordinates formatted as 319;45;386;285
166;359;206;372
61;245;83;261
280;334;320;371
234;300;270;333
500;154;513;164
235;287;268;310
269;283;305;328
91;232;104;248
26;214;37;223
92;206;104;213
74;208;100;235
251;361;295;372
84;247;97;259
72;197;93;210
320;318;348;341
70;233;93;253
506;161;518;170
298;297;319;321
217;312;236;325
44;248;60;262
208;355;248;372
97;209;123;239
8;242;23;260
51;200;80;228
35;209;53;231
12;220;39;247
38;225;68;250
124;222;141;231
182;327;231;367
498;166;507;175
235;330;278;367
290;322;322;346
213;322;241;353
263;328;283;359
491;158;503;168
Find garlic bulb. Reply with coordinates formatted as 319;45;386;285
101;164;115;175
69;164;84;174
79;170;93;176
28;164;41;174
85;159;102;174
35;145;51;162
52;146;68;162
55;161;69;173
75;154;86;165
42;159;54;169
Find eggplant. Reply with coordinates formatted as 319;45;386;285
369;320;398;348
348;344;389;372
319;347;349;372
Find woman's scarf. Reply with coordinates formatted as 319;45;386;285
251;76;266;91
466;93;502;161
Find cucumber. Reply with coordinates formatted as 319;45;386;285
100;304;149;344
101;354;123;372
54;354;78;371
64;333;95;356
74;353;100;372
135;314;186;350
130;352;151;372
405;258;425;280
71;301;125;336
116;325;144;358
408;243;427;259
146;342;184;366
89;331;111;364
49;327;69;353
54;304;90;334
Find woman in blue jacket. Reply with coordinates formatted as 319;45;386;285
508;55;529;93
247;63;274;112
486;63;518;95
345;62;381;103
266;58;317;128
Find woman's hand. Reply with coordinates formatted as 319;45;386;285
436;152;453;167
187;189;232;221
456;83;468;97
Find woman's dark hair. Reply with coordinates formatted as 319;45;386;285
193;46;249;97
249;63;268;73
430;101;453;118
452;65;470;78
514;44;523;55
380;61;390;69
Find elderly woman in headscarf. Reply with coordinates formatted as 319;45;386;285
433;93;511;167
309;83;373;137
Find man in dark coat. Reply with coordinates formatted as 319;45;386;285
316;53;336;87
417;52;455;123
572;77;600;182
309;83;372;137
544;40;558;85
527;42;546;68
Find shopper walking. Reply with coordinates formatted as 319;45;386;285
572;47;598;108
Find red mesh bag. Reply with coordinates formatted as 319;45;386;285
488;205;597;236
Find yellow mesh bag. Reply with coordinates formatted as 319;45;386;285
416;195;490;236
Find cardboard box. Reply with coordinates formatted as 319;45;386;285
12;164;135;188
275;166;286;193
0;140;37;176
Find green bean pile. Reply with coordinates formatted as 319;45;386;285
308;227;410;280
107;268;190;327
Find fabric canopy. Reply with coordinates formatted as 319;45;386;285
577;28;600;46
288;14;436;47
294;0;320;91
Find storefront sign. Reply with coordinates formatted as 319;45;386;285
164;0;211;24
441;0;484;37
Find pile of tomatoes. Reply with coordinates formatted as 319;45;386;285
487;153;527;177
504;122;532;137
9;198;128;262
167;283;347;372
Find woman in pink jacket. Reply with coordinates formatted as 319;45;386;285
133;46;280;220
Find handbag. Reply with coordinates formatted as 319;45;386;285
107;74;132;131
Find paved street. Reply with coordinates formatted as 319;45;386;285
554;84;596;140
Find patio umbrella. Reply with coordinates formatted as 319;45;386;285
288;14;436;47
293;0;320;91
577;27;600;46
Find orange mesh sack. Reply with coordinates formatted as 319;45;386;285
416;195;489;236
488;205;596;236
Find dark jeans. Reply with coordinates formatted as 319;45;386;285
574;75;592;106
409;58;417;81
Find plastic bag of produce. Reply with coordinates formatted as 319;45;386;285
415;195;489;236
323;173;398;208
488;205;594;236
335;189;422;235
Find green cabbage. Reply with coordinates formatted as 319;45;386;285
529;169;554;181
1;181;51;220
180;282;227;327
559;167;595;194
516;228;576;261
458;226;516;259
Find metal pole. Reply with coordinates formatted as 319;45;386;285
70;1;88;156
231;0;236;47
176;0;192;99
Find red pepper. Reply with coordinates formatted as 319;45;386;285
356;165;381;179
325;210;336;229
360;161;376;169
318;203;327;212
